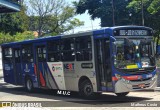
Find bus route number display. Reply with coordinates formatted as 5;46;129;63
119;30;148;36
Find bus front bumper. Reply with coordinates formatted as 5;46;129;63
114;75;157;93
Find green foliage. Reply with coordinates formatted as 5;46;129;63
0;6;29;35
0;0;83;44
45;6;84;35
14;31;35;42
148;0;160;14
127;0;150;12
75;0;132;27
0;31;34;45
128;0;160;54
128;0;160;31
0;33;14;44
28;0;84;37
75;0;160;28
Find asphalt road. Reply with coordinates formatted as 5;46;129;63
0;71;160;110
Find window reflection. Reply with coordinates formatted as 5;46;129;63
114;39;155;69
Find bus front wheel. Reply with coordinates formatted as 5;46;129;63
25;78;34;92
115;92;129;97
79;80;95;99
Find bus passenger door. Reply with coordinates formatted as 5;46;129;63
95;38;112;91
34;44;47;88
13;47;22;85
2;48;15;84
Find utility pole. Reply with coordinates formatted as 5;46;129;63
111;0;115;26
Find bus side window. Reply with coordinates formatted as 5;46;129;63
75;36;92;61
48;40;61;62
3;48;12;63
15;49;21;63
61;38;75;61
22;45;33;63
37;46;46;62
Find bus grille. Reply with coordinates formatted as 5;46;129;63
132;83;150;89
130;78;151;82
125;69;154;74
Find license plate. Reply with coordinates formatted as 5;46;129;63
138;84;145;88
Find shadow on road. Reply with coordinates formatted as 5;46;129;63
0;81;153;107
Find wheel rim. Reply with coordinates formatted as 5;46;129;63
27;80;32;91
84;84;93;96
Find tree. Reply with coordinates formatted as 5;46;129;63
127;0;160;29
74;0;132;27
148;0;160;14
128;0;160;54
0;31;35;45
0;6;29;35
127;0;160;32
0;33;14;44
28;0;84;37
14;31;35;42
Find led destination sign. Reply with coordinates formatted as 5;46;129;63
114;29;152;36
120;30;147;36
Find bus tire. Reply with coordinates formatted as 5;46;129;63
79;79;95;99
115;92;129;97
25;78;34;92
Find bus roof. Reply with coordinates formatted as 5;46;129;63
1;25;152;47
109;25;152;30
1;35;61;47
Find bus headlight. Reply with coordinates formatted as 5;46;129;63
127;80;130;83
122;78;130;84
115;74;122;80
115;74;130;83
122;78;126;82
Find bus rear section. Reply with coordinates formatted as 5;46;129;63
1;45;34;87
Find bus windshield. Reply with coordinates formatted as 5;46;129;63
114;38;155;70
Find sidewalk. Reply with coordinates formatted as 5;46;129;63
0;70;3;78
155;87;160;91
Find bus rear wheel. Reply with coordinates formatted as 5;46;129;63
25;78;34;92
79;80;95;99
115;92;129;97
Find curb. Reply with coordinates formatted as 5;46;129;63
154;87;160;91
134;89;154;92
133;87;160;92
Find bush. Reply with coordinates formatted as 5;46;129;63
0;31;35;45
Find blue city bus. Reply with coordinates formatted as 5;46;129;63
1;26;157;98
